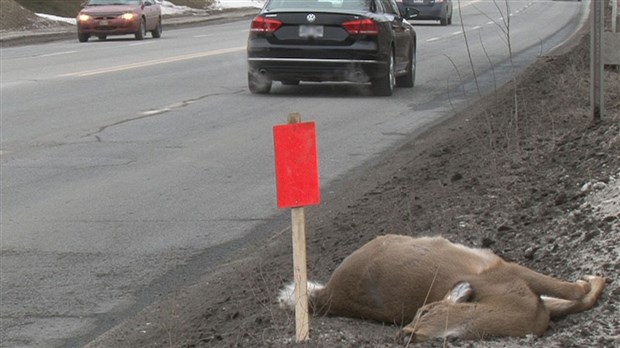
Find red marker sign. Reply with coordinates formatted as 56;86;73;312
273;114;319;341
273;121;320;208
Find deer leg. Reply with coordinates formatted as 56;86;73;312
542;276;606;319
507;263;591;301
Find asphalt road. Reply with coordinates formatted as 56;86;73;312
0;1;588;346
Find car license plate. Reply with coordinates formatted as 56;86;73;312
299;25;324;38
99;20;109;26
413;0;424;3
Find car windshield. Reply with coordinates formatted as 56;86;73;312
266;0;370;11
86;0;141;5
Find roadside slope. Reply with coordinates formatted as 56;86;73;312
86;19;619;348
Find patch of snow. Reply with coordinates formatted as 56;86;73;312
213;0;264;9
159;0;195;15
586;172;620;219
34;0;264;27
35;13;76;25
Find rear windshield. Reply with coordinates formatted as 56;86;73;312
266;0;370;11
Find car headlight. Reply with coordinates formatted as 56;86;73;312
121;13;136;20
77;14;92;22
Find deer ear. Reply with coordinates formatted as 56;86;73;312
447;281;474;303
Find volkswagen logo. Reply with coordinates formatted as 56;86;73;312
306;14;316;23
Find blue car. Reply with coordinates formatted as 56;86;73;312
401;0;452;26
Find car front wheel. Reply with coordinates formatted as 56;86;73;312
78;33;89;42
135;19;146;40
151;19;162;38
371;50;395;96
396;47;415;88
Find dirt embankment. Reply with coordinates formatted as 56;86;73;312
88;15;619;348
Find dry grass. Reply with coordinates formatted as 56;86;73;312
13;0;81;17
0;0;40;31
170;0;216;9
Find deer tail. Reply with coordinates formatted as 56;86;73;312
277;280;325;310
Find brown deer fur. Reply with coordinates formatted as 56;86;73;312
278;234;606;342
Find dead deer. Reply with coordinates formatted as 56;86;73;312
278;234;605;343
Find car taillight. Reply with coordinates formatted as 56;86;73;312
342;19;379;36
251;16;283;33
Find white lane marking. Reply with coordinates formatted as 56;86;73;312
58;46;245;78
457;0;483;8
128;41;155;47
427;37;440;42
39;51;77;58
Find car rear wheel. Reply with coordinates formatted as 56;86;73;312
281;80;300;86
248;71;272;94
78;33;89;42
151;19;162;38
371;50;395;96
396;47;415;88
135;19;146;40
440;15;448;26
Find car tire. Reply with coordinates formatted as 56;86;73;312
281;80;300;86
440;14;448;26
78;33;89;42
248;71;272;94
396;46;415;88
371;50;395;96
151;19;162;38
135;19;146;40
98;35;107;40
447;9;453;25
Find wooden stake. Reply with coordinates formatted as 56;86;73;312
288;112;301;124
291;207;309;341
287;112;310;341
591;0;604;120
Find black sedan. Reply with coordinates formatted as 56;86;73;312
246;0;417;96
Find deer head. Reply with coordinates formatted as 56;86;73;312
400;281;476;343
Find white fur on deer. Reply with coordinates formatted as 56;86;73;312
277;234;605;342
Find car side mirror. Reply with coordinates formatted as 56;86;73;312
404;7;418;19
